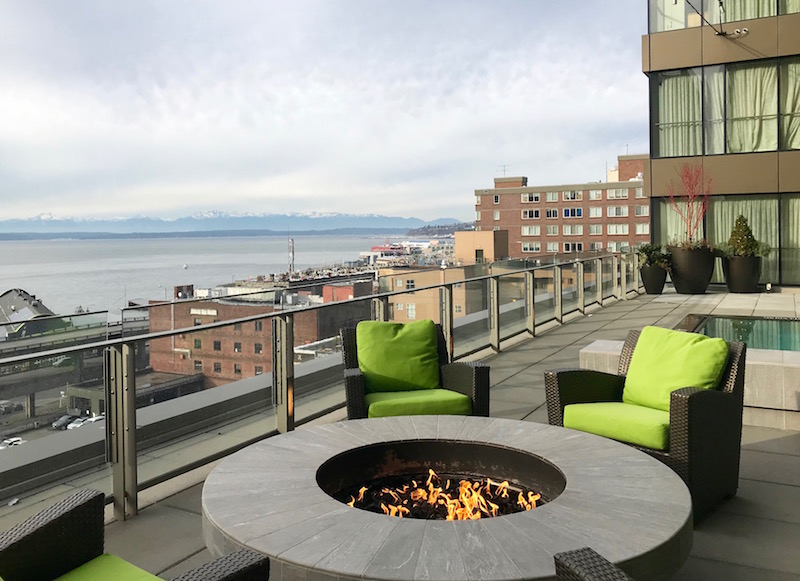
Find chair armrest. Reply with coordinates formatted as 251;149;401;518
544;369;625;427
344;367;368;419
441;362;490;417
554;547;634;580
0;489;105;581
170;549;269;581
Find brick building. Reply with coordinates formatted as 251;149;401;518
474;154;650;258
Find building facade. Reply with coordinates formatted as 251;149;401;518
474;155;649;259
644;1;800;284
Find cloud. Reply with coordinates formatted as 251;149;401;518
0;1;649;221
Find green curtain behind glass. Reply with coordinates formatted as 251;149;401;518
657;70;702;157
654;199;705;246
704;66;725;154
779;0;800;15
781;195;800;284
706;196;779;283
727;62;778;153
780;58;800;150
706;0;776;22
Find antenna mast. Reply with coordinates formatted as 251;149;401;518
288;237;295;274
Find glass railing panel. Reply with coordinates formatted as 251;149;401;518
498;271;526;340
388;289;441;325
583;260;598;307
0;311;111;355
561;263;579;316
453;279;490;358
625;257;636;293
602;257;615;299
533;267;556;326
0;346;112;499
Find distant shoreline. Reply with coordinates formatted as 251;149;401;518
0;228;413;241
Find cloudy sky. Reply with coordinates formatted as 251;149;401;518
0;1;649;222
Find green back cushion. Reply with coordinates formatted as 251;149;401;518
564;402;670;450
56;554;160;581
356;320;440;393
623;326;729;412
365;389;472;418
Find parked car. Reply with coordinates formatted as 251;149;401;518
0;437;25;449
67;415;104;430
52;414;79;430
66;417;87;429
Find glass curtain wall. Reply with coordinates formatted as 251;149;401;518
781;195;800;284
780;57;800;149
650;0;702;32
704;66;725;154
705;0;776;23
654;69;702;157
652;199;705;246
726;61;778;153
780;1;800;14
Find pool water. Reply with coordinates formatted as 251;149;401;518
689;316;800;352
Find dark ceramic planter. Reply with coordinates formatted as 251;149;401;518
723;255;762;293
668;246;715;294
640;265;667;294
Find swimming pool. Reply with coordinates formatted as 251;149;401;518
677;315;800;352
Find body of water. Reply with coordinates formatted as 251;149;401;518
0;235;390;315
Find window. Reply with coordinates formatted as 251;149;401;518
649;0;703;33
234;364;242;375
255;366;263;375
213;340;221;351
476;211;481;221
546;242;559;253
546;209;558;218
493;226;500;231
193;318;202;326
780;56;800;150
635;187;645;198
522;242;541;253
194;360;202;371
607;241;621;252
635;205;650;216
213;362;222;373
562;190;582;201
233;323;242;331
546;192;558;202
564;242;584;252
546;225;558;236
636;223;651;235
234;342;242;353
254;343;263;354
475;195;482;205
563;225;583;235
607;224;630;235
493;211;500;220
521;193;540;203
194;339;201;349
493;194;499;204
395;302;404;311
395;278;404;287
563;208;583;218
607;189;628;199
521;226;540;236
589;207;602;218
521;209;540;219
589;224;603;235
406;304;416;319
589;190;603;200
406;279;416;289
607;206;629;217
589;242;603;251
454;305;462;314
255;320;263;331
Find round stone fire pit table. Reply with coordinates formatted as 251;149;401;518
203;416;692;580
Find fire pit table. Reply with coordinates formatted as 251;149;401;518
203;416;692;580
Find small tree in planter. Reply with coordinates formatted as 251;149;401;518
636;243;671;294
665;163;715;293
719;215;771;293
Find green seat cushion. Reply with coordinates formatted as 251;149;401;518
564;402;671;451
55;554;160;581
365;389;472;418
623;326;729;412
356;320;440;393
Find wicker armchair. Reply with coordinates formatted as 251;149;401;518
554;547;634;580
545;329;746;519
340;323;490;419
0;489;269;581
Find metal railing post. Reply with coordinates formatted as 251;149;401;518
525;271;535;336
489;276;501;352
595;258;603;305
107;342;137;520
372;297;389;322
554;266;563;323
577;261;585;314
272;314;295;433
439;284;454;361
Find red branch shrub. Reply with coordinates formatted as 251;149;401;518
666;163;712;246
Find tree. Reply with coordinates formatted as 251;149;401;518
666;163;712;247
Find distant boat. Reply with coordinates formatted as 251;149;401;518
183;264;189;269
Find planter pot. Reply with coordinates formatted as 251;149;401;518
668;246;715;294
723;255;762;293
640;265;667;294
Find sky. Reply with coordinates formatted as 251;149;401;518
0;1;650;223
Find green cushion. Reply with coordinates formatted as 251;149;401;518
356;320;440;393
623;326;729;412
55;554;160;581
365;389;472;418
564;402;671;450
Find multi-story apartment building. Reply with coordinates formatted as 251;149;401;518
474;155;650;259
644;1;800;284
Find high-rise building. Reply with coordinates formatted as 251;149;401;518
644;1;800;284
473;155;649;258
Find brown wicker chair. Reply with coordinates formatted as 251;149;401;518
0;489;269;581
340;323;490;419
545;329;746;519
554;547;634;580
